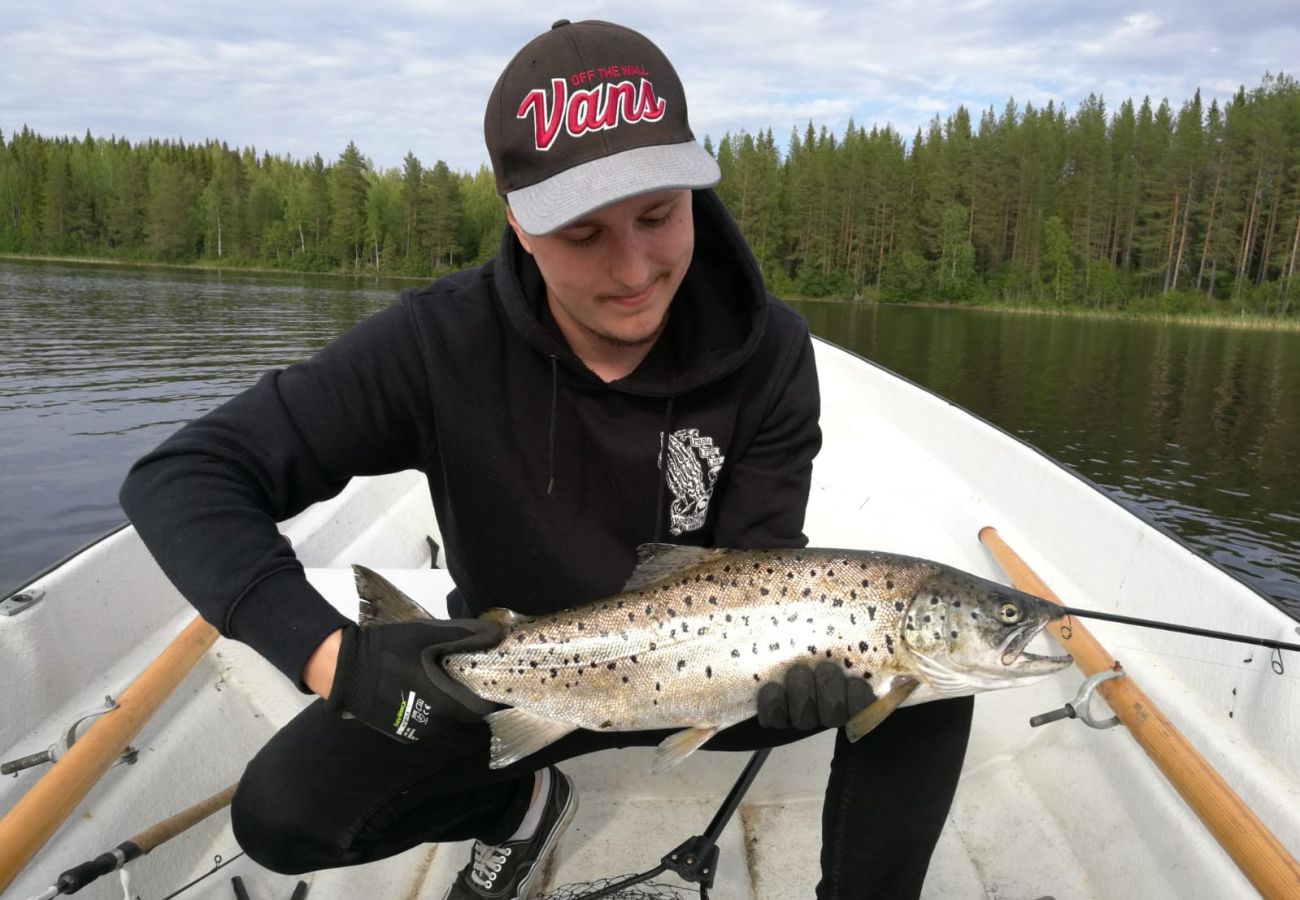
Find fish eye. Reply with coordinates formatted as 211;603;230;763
998;603;1022;624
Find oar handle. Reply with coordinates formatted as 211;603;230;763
978;526;1300;900
0;615;219;893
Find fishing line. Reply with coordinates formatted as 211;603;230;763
156;851;245;900
1086;641;1300;681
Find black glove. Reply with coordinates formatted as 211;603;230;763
756;662;877;730
325;619;502;742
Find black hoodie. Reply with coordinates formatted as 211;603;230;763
119;190;821;685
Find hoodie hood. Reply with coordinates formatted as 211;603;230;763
493;188;770;399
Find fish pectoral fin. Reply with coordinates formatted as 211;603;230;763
480;608;536;627
485;708;578;770
651;725;720;775
844;676;920;743
353;564;434;626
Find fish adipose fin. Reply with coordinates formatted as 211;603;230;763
353;565;434;627
652;725;721;774
844;676;920;743
485;708;579;769
480;608;536;627
624;544;729;591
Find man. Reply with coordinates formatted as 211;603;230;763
120;20;971;900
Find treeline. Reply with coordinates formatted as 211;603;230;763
1;72;1297;316
712;72;1299;317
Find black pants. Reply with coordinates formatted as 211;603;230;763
232;695;973;900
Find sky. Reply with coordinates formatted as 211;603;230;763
2;1;1297;174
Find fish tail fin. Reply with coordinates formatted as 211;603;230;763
486;708;579;770
845;676;920;742
353;564;434;627
651;725;720;774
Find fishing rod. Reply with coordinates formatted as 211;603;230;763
1056;606;1300;654
21;784;235;899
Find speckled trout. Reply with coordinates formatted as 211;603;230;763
355;544;1072;772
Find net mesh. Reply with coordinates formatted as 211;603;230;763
540;876;699;900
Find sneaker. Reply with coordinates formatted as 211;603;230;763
444;767;577;900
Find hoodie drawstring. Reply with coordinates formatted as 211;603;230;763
546;356;558;495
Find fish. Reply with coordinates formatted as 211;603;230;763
354;544;1072;773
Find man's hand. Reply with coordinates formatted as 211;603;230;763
325;619;502;742
756;662;877;730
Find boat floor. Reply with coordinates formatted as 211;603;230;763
173;734;1086;900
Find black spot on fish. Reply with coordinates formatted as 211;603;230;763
469;661;478;669
753;674;761;682
629;613;636;622
971;611;980;620
752;644;759;655
650;642;658;651
786;572;795;580
681;623;689;633
828;569;835;577
655;682;661;691
931;596;940;605
760;587;770;596
631;655;639;664
731;649;741;658
645;605;653;615
709;596;719;605
677;659;687;670
622;675;629;684
801;587;811;598
529;661;538;668
885;635;894;653
861;579;870;588
895;601;905;612
607;662;617;670
923;615;931;624
844;659;854;669
832;598;844;608
951;631;959;639
886;580;895;589
577;623;585;631
685;597;693;607
667;608;677;618
506;687;513;693
550;668;558;678
706;666;713;678
808;645;818;654
858;641;869;652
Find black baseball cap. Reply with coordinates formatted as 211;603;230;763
484;20;720;235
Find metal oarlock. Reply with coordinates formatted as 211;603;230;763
1030;667;1125;730
1;696;138;776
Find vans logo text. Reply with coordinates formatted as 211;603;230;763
517;78;667;151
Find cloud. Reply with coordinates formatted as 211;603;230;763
2;0;1294;172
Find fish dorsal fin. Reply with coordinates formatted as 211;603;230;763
622;543;729;592
481;608;535;627
353;565;434;627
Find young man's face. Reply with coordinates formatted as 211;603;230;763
508;189;694;367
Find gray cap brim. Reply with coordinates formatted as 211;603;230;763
506;140;721;236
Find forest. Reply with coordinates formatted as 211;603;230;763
1;73;1297;318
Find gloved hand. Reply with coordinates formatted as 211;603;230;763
325;619;502;743
756;661;877;730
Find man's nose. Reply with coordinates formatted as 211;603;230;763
608;230;651;289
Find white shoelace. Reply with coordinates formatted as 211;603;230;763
469;841;513;890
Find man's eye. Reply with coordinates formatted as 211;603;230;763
564;230;599;247
640;214;670;228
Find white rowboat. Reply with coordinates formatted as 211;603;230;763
3;338;1298;899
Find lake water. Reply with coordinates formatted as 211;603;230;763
2;258;1298;621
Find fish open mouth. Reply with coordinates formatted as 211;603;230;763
999;622;1072;668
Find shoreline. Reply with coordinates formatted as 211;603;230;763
5;252;1298;331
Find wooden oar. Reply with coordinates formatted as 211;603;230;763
978;526;1300;900
0;615;219;894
